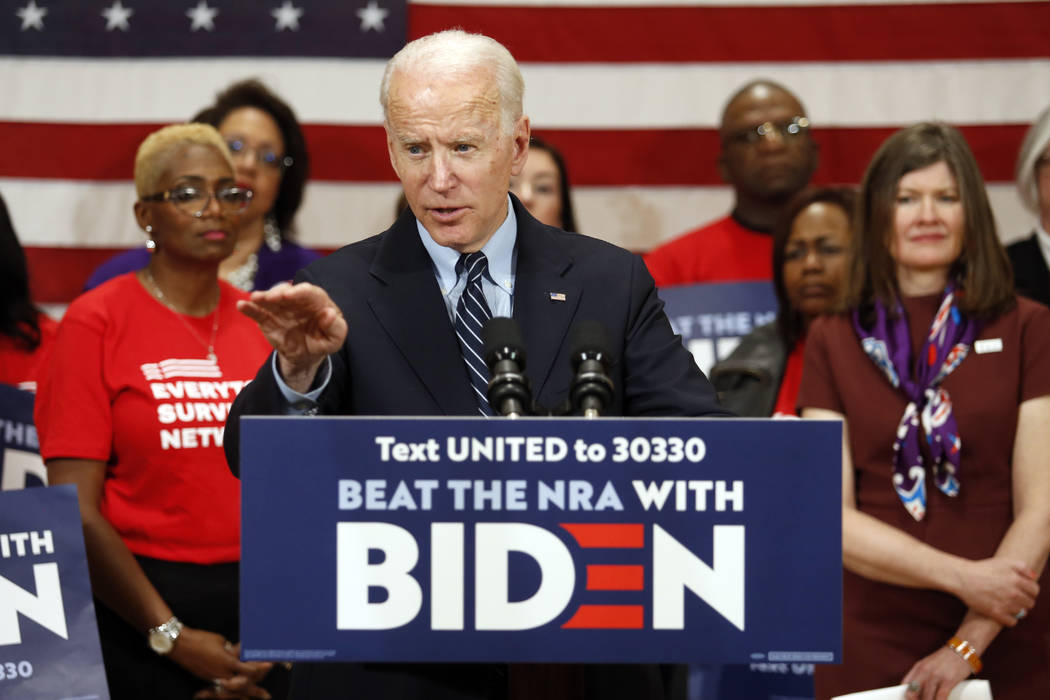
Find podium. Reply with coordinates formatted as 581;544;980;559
239;416;841;665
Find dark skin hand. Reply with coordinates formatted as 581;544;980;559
47;459;273;699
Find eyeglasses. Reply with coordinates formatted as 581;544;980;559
726;116;811;146
141;184;253;217
783;240;845;263
226;139;293;170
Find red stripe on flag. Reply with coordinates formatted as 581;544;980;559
24;246;340;304
25;247;126;304
562;605;644;629
0;122;392;182
561;523;644;548
410;3;1050;63
2;123;1027;186
586;565;644;591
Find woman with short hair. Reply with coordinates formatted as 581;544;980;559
800;122;1050;699
37;123;275;699
86;79;320;292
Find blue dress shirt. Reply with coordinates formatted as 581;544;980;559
275;196;518;408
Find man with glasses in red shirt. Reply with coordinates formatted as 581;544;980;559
645;80;819;287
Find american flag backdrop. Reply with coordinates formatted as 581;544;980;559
2;0;1049;305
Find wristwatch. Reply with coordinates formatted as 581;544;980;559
147;616;183;655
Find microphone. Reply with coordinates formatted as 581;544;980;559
569;321;614;418
483;317;533;418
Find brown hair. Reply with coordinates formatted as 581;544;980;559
845;122;1014;321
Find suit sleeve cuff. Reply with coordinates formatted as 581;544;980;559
272;354;331;415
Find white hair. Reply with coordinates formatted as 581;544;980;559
380;29;525;135
1016;105;1050;214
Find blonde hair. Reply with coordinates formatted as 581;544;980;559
134;123;233;198
380;29;525;136
846;122;1014;321
1016;105;1050;215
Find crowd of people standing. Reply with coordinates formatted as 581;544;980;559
1;28;1048;700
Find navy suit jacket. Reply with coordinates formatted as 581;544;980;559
225;196;726;700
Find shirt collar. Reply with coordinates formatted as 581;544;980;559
416;195;517;290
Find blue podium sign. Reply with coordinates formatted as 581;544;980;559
0;485;109;700
0;383;47;490
659;281;777;375
240;417;841;665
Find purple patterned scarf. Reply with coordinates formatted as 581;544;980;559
852;284;980;520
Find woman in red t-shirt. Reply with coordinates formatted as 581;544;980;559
35;124;275;699
710;187;855;417
0;192;57;392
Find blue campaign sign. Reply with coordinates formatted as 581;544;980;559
0;383;47;490
240;417;841;665
659;281;777;375
0;485;110;700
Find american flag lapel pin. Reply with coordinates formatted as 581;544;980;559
549;292;567;302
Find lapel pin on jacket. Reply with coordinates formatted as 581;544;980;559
549;292;567;302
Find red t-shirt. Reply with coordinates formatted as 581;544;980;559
644;216;773;287
35;273;271;564
0;314;58;392
772;337;805;417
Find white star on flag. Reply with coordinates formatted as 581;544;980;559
16;0;48;31
186;1;218;32
356;0;388;33
101;1;133;32
271;1;303;32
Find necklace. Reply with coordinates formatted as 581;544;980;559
226;252;258;291
144;268;220;363
225;217;281;291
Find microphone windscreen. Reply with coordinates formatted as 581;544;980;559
570;320;610;360
483;316;525;365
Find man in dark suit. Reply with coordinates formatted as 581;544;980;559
226;29;726;700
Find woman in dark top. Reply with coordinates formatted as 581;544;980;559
711;187;854;416
799;123;1050;699
1005;104;1050;306
86;79;319;292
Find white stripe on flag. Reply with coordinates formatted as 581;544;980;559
3;58;1049;127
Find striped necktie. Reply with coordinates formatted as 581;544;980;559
455;251;494;416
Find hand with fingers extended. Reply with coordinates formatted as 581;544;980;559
901;646;973;700
954;557;1038;626
168;628;273;698
237;281;348;392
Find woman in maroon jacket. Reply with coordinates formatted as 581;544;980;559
800;123;1050;699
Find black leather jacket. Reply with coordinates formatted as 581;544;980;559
708;322;787;417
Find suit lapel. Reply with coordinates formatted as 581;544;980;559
366;213;477;414
511;198;580;398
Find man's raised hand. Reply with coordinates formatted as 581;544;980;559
237;282;347;393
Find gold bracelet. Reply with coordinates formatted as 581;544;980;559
946;636;982;675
